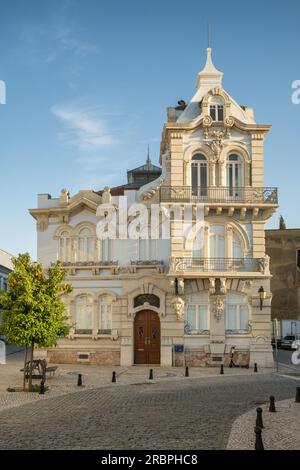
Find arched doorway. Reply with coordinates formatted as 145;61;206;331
134;310;161;364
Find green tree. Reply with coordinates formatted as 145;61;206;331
279;215;287;230
0;253;72;390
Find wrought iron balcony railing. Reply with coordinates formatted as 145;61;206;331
160;186;278;204
170;257;261;273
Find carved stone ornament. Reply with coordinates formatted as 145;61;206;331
258;254;270;275
142;178;164;200
213;296;225;322
171;296;185;320
224;116;234;128
102;186;112;204
202;114;213;135
37;216;48;232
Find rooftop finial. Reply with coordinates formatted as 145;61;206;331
195;44;223;89
146;144;151;167
207;23;211;49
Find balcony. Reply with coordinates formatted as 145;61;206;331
170;257;262;275
160;186;278;204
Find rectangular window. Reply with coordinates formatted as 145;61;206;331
226;304;249;331
98;297;112;334
210;105;216;121
191;163;198;196
186;304;208;333
217;105;224;121
138;238;157;260
101;239;111;262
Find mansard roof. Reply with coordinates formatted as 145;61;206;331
174;48;256;125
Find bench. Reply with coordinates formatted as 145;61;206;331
21;359;58;381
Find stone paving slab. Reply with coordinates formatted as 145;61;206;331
0;374;296;450
0;350;274;412
227;398;300;450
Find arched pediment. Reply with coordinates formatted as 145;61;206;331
183;142;215;163
220;143;251;164
128;281;166;318
202;87;231;108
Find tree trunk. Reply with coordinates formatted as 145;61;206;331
23;345;28;391
28;339;34;390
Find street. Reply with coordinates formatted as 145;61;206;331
0;373;297;450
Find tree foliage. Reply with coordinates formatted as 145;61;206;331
0;253;72;348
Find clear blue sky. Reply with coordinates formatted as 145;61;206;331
0;0;299;258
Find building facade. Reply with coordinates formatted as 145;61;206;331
29;48;278;367
0;250;13;293
266;229;300;335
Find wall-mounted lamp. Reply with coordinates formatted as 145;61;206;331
258;286;266;311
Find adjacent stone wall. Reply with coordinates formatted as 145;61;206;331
47;349;120;365
266;229;300;321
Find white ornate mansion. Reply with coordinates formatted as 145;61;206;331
29;48;278;367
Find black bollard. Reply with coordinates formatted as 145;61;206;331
254;425;264;450
220;364;224;375
256;407;264;429
269;395;276;412
254;362;258;373
77;373;82;387
39;380;45;395
185;366;189;377
149;369;153;380
296;387;300;403
112;371;116;383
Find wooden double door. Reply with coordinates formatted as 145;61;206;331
134;310;160;364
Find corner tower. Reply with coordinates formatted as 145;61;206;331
158;47;278;367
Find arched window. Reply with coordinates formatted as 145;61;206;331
233;232;243;259
98;295;112;334
191;154;208;197
225;292;249;332
209;96;224;121
227;154;242;197
209;225;225;258
77;227;94;262
75;295;93;334
185;292;209;334
192;227;204;259
134;294;160;308
58;231;71;262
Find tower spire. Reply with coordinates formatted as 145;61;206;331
146;144;151;168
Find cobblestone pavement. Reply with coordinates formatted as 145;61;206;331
0;374;297;450
227;398;300;450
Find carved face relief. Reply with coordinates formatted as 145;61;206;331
213;296;224;322
171;296;185;320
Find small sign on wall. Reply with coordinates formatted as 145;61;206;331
174;344;184;353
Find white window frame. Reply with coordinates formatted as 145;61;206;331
76;228;94;262
138;238;158;261
185;302;209;334
98;295;113;334
58;231;71;262
225;293;249;332
75;295;93;334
